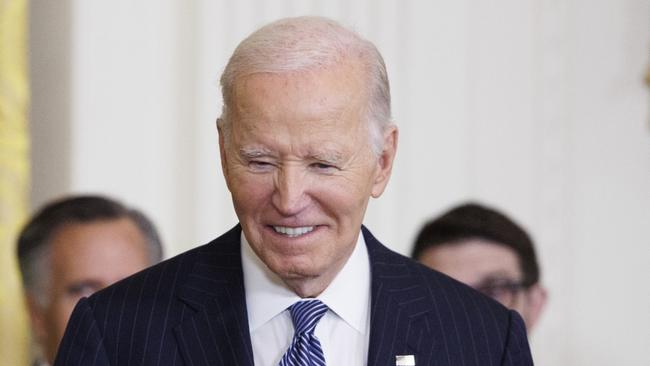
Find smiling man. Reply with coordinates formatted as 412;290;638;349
55;17;533;365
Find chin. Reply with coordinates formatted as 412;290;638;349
271;259;321;280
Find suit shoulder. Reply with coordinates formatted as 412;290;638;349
364;230;531;363
57;226;243;364
411;252;512;320
364;227;512;327
85;225;241;313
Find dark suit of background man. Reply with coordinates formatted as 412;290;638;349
55;16;534;365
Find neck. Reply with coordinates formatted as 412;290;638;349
283;276;331;298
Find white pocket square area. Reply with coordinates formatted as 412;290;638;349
395;354;416;366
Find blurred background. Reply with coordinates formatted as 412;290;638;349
2;0;648;364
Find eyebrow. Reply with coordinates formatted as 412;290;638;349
309;150;345;165
238;145;346;165
238;146;273;159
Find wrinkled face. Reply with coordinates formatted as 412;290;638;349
418;239;546;331
30;218;151;363
219;61;396;295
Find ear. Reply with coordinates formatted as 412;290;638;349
217;118;231;187
523;284;548;332
371;125;398;198
25;295;47;345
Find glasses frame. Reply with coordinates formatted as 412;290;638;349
474;279;530;308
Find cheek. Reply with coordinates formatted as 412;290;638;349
318;178;371;213
230;174;272;208
511;293;529;315
46;296;79;343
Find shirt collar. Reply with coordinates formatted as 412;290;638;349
242;230;371;334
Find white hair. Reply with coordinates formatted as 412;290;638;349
218;16;392;155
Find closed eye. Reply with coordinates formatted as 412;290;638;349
309;162;339;173
249;160;275;172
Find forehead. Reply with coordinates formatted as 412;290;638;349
231;61;367;121
227;62;371;154
48;219;149;277
419;239;522;285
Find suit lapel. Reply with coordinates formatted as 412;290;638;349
171;225;438;365
173;226;254;366
364;227;438;366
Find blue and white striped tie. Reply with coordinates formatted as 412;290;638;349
278;299;328;366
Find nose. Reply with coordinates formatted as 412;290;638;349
272;165;310;216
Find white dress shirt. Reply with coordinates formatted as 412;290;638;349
242;231;371;366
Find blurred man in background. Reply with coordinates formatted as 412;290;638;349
411;202;547;332
17;195;163;365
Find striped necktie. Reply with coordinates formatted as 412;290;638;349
278;299;328;366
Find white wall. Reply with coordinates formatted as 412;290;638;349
30;0;650;364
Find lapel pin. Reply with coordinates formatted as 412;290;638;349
395;354;415;366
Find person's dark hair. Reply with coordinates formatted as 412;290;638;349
411;202;540;287
17;195;163;305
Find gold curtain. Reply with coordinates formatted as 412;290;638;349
0;0;31;365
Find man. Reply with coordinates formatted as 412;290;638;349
55;17;533;365
17;195;163;365
411;202;547;332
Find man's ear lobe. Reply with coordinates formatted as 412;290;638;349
371;125;398;198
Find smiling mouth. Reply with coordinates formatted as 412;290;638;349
272;226;315;237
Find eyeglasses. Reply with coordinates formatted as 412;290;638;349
474;279;528;308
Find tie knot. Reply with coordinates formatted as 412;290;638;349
289;300;328;335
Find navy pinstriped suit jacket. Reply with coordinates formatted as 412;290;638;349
54;225;533;365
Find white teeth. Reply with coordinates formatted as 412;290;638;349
273;226;314;237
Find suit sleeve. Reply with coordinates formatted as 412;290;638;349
53;297;111;366
500;310;534;366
